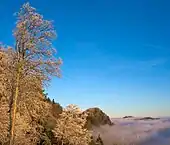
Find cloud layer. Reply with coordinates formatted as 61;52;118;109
92;117;170;145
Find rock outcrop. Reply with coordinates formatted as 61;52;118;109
83;107;113;129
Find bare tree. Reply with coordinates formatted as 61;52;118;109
53;104;92;145
5;2;62;145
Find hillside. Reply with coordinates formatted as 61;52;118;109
41;99;113;145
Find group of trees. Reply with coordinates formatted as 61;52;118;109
53;104;92;145
0;2;61;144
0;3;102;145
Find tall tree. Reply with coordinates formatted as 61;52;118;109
8;3;62;145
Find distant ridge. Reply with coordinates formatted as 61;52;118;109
123;116;134;119
135;117;160;120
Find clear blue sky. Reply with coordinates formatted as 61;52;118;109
0;0;170;117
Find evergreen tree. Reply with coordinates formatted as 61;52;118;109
96;134;104;145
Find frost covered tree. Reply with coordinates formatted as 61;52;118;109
0;47;15;144
53;104;92;145
0;2;62;145
0;46;53;145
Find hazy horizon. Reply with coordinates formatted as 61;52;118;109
0;0;170;117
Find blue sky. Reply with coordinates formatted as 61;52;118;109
0;0;170;117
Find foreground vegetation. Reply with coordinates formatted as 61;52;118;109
0;2;112;145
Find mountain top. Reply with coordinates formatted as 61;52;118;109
123;116;134;119
83;107;114;129
136;117;160;120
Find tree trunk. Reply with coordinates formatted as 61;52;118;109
9;66;20;145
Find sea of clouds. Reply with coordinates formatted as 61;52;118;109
92;117;170;145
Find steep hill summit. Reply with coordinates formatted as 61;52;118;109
83;107;114;129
